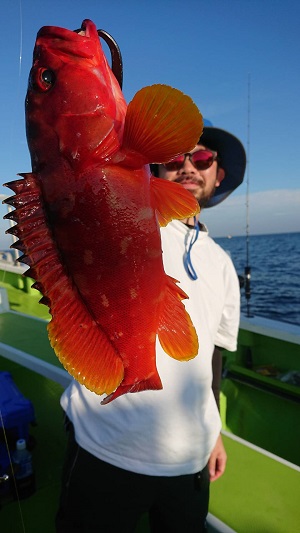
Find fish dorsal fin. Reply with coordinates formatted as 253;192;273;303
151;177;200;226
158;276;199;360
122;84;203;164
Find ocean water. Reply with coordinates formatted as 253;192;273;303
1;211;299;326
215;232;300;326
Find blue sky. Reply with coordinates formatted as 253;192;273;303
1;0;299;245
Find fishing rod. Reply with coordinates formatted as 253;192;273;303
0;3;28;529
245;74;252;317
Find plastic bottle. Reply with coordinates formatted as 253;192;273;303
12;438;35;499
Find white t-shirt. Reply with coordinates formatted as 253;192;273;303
60;220;240;476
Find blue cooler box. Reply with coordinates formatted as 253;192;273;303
0;371;36;478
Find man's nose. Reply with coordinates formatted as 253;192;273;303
179;155;197;173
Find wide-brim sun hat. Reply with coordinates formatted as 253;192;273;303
200;119;246;207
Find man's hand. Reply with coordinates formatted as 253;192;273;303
208;433;227;482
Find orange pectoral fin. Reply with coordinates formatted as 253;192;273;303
122;84;203;164
151;177;200;226
158;276;199;361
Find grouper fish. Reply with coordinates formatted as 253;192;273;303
4;19;203;403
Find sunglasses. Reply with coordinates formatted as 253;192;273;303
163;149;218;172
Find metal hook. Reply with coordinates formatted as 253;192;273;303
97;30;123;90
73;27;123;89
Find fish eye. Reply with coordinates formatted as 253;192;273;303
29;67;55;92
41;69;55;86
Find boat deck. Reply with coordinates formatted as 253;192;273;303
0;308;300;532
0;310;70;388
0;355;65;532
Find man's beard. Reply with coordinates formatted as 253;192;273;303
198;185;217;208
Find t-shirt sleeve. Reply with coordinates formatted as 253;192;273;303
214;255;240;351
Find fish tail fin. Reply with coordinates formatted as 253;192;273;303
158;275;199;360
121;84;203;165
101;373;163;405
150;176;200;226
4;174;124;395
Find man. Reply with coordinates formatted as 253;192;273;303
56;121;246;533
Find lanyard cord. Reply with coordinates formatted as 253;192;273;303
183;217;200;280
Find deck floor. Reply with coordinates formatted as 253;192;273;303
0;312;60;367
0;307;300;532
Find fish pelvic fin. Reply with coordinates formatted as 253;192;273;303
3;174;124;395
121;84;203;165
158;275;199;360
151;177;200;226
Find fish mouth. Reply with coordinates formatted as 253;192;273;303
37;26;82;41
37;19;95;40
75;19;96;38
36;20;123;89
36;20;99;59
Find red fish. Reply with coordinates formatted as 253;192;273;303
4;19;203;403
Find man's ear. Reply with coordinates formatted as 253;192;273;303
216;167;225;187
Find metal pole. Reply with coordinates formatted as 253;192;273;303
245;74;252;317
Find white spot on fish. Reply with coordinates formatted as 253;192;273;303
101;294;109;307
149;332;156;342
130;288;138;299
120;236;133;255
136;207;153;222
110;331;124;341
71;150;80;160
